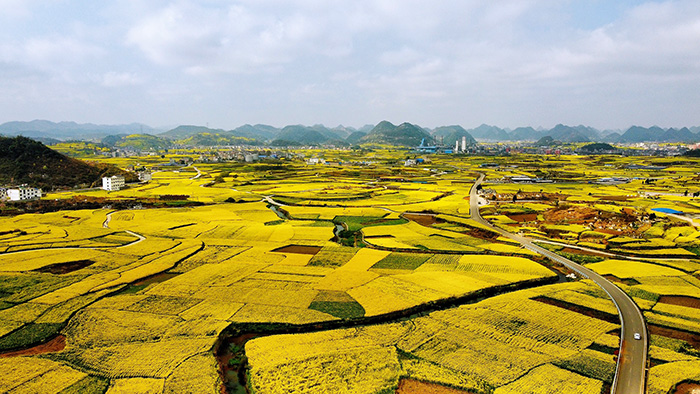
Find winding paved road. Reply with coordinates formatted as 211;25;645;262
470;173;648;394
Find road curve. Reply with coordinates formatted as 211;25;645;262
470;173;648;394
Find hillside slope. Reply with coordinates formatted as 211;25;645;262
0;136;134;190
361;121;432;146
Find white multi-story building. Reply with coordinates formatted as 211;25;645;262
7;186;42;201
102;175;125;191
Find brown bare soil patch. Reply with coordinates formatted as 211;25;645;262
404;213;441;226
649;324;700;350
543;205;597;224
674;382;700;394
534;296;619;323
34;259;95;274
505;213;537;222
658;296;700;310
461;226;499;241
0;335;65;357
396;379;474;394
272;245;322;255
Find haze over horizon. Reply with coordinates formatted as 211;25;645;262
1;1;699;131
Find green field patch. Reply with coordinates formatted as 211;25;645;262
313;291;356;303
554;349;616;383
89;231;139;245
0;322;64;351
333;215;406;232
57;376;110;394
308;300;365;319
124;295;202;315
306;221;336;227
308;245;359;267
650;334;699;356
371;252;433;270
602;274;641;286
0;273;85;303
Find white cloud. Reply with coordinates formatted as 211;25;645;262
126;1;358;74
24;37;104;66
99;71;142;87
353;0;700;127
0;0;38;18
523;0;700;87
2;0;700;128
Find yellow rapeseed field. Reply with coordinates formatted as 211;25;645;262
494;364;603;394
4;152;699;393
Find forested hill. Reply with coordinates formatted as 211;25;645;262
0;136;134;190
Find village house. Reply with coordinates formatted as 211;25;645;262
102;175;125;191
6;185;42;201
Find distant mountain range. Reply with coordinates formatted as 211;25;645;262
361;121;432;146
1;120;699;148
432;126;477;147
0;120;158;141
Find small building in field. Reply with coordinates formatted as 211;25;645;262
102;175;125;191
6;186;42;201
138;172;152;182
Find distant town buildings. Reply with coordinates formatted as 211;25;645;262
102;175;125;191
6;185;42;201
306;157;326;165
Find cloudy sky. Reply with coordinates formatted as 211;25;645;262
1;0;699;130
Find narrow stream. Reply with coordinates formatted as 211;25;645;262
267;204;287;220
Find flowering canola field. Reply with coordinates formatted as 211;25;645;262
2;151;699;393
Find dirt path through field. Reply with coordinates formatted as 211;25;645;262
0;335;66;357
674;382;700;394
